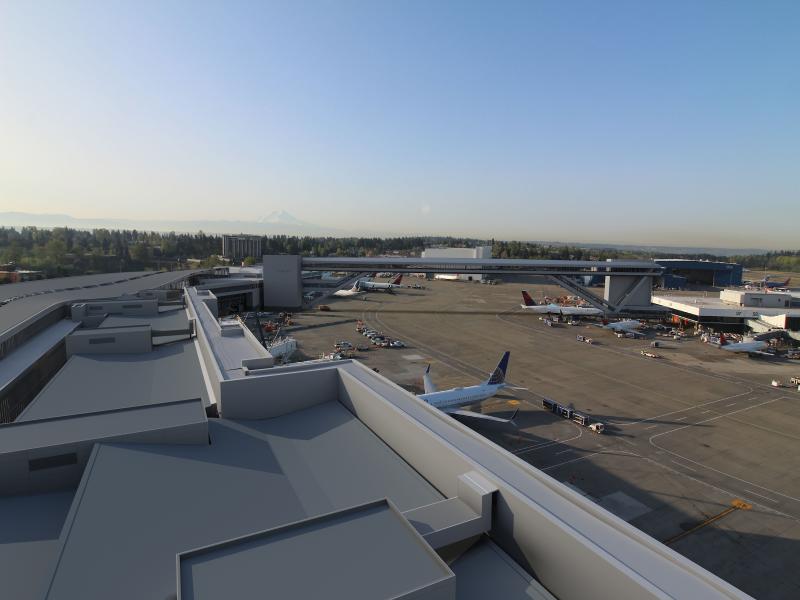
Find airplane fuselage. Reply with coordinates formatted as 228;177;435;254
419;383;505;410
603;320;641;332
520;303;602;316
720;341;768;353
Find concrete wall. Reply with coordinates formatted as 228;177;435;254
66;326;152;357
219;366;338;419
604;275;652;308
263;255;302;308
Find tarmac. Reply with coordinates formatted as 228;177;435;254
288;278;800;600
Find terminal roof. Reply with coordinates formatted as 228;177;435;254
0;270;198;338
44;402;443;600
17;342;208;421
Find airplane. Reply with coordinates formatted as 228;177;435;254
519;290;603;316
332;284;366;298
744;276;791;290
763;277;791;290
419;351;520;426
717;333;772;356
333;273;403;297
596;318;646;336
358;273;404;292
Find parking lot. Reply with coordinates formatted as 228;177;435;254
288;278;800;599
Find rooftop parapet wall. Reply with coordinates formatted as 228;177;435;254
0;398;208;496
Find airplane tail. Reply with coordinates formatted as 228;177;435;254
521;290;536;306
486;351;510;385
423;364;437;394
601;318;609;325
719;333;728;346
391;273;403;285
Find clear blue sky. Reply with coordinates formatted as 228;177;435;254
1;1;798;248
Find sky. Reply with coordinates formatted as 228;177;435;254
1;1;798;248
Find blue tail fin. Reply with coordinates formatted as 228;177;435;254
486;351;510;385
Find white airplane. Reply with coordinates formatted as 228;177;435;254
597;319;646;336
358;273;403;291
333;285;366;298
333;273;404;297
519;291;603;316
419;352;519;426
718;333;771;356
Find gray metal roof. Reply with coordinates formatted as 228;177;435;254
0;398;207;454
0;270;199;338
18;342;208;421
98;305;189;332
0;490;75;600
178;499;453;600
44;402;443;600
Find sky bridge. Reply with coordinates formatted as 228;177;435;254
264;256;665;313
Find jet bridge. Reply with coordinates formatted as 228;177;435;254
263;255;664;313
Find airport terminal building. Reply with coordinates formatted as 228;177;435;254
653;289;800;333
0;268;752;599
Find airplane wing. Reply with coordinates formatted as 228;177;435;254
747;350;775;357
423;365;437;394
444;408;518;427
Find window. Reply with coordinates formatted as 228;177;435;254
29;453;78;471
88;337;116;345
122;304;142;309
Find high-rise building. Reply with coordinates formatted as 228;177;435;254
222;234;262;260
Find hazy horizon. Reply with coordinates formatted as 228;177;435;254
2;2;798;248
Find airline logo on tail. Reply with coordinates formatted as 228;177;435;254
521;290;536;307
719;333;728;346
391;273;403;285
486;351;510;385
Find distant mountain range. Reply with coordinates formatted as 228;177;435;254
0;210;347;237
0;211;771;256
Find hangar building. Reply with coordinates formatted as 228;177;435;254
421;246;493;281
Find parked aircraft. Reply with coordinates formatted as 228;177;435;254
419;352;519;426
763;277;791;290
519;291;603;316
745;276;791;290
718;333;771;356
333;273;403;297
358;273;404;292
597;319;646;336
332;285;365;298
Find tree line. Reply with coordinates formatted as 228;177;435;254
1;226;798;278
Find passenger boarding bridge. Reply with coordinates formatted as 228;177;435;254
264;255;665;313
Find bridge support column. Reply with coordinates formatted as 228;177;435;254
604;275;653;312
